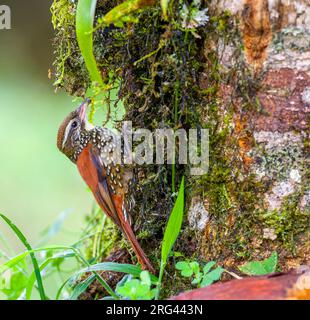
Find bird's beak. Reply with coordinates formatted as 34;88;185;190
77;98;90;122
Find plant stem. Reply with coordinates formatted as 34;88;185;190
155;261;165;300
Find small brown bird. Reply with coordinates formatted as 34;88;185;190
57;99;155;274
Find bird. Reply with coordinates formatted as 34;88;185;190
57;99;155;274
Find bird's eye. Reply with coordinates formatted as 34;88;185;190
71;121;78;129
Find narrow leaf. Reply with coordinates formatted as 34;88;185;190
26;252;75;300
0;245;116;299
76;0;103;86
160;0;170;20
161;176;185;264
0;252;28;274
78;262;158;283
156;177;185;299
0;213;46;300
101;0;156;27
56;262;157;299
69;275;96;300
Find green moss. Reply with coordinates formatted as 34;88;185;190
262;191;310;252
51;0;89;94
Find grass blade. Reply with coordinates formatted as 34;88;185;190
78;262;158;282
0;246;78;275
155;177;185;299
69;274;96;300
161;177;185;263
160;0;170;20
0;213;46;300
0;245;117;299
25;251;75;300
0;252;29;274
56;261;158;299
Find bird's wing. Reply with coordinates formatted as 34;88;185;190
77;143;155;273
76;144;122;227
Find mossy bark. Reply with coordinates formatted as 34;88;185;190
51;0;309;298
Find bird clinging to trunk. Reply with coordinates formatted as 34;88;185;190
57;99;155;274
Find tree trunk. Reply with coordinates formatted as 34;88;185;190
51;0;309;298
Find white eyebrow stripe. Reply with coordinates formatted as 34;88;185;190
62;119;74;149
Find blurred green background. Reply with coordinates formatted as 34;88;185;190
0;1;92;260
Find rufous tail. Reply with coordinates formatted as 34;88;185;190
121;222;156;274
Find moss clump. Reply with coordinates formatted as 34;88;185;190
262;191;310;252
51;0;90;94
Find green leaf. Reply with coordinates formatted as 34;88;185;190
161;177;185;265
116;279;151;300
100;0;153;28
116;274;131;291
26;251;75;300
173;251;184;258
1;270;28;300
191;277;201;285
200;267;224;287
200;275;213;287
69;275;96;300
0;252;29;274
176;261;203;283
238;252;278;276
78;262;157;283
0;245;116;300
76;0;103;86
156;177;185;299
0;213;46;300
100;295;116;300
56;262;157;300
161;0;171;20
190;261;200;275
0;246;77;275
207;267;225;281
203;261;216;274
175;261;193;277
140;271;151;286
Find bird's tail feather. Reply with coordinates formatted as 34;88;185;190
121;222;156;274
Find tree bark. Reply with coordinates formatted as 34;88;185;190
196;0;309;271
